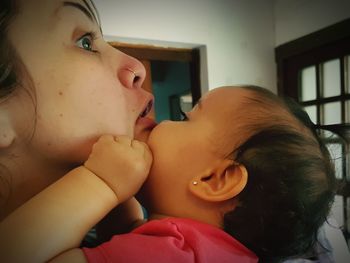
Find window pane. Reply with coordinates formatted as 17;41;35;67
346;100;350;123
300;66;317;101
347;145;350;181
303;105;317;124
323;102;341;124
330;195;344;227
327;143;343;179
322;59;341;98
180;94;193;112
346;56;350;94
347;198;350;233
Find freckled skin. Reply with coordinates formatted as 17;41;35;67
0;0;153;219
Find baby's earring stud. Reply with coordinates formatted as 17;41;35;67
192;181;198;186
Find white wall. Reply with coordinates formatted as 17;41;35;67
274;0;350;46
94;0;276;93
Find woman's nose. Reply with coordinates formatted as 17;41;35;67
118;54;146;90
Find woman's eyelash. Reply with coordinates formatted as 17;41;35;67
180;109;188;121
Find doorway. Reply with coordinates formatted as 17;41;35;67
109;42;201;122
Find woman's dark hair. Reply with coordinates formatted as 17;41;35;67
0;0;26;217
0;0;20;99
223;86;336;262
0;0;100;216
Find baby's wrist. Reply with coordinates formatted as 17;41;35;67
79;165;120;205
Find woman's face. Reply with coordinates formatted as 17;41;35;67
1;0;154;218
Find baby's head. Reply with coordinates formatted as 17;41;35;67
139;85;336;262
222;86;336;262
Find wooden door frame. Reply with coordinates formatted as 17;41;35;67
109;42;201;106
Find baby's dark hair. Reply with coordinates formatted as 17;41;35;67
223;86;336;262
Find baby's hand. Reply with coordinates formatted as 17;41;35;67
84;135;152;204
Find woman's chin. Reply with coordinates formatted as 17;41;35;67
134;129;151;143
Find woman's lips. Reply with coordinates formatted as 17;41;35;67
134;117;157;142
136;116;157;129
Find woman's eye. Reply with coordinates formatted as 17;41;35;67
76;33;97;52
180;109;188;121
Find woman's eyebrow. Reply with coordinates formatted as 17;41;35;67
63;1;97;24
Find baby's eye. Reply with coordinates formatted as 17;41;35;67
180;109;188;121
76;33;97;52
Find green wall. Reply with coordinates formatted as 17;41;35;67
151;61;191;122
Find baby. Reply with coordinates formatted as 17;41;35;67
0;86;336;263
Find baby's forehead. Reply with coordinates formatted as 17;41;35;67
205;87;303;153
205;87;275;116
202;87;263;155
206;86;265;106
210;86;289;115
206;86;248;100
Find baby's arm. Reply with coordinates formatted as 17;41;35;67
0;135;152;263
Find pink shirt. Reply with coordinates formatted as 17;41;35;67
83;217;258;263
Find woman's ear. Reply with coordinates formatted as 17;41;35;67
0;110;16;149
188;160;248;202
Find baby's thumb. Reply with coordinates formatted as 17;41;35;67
143;143;153;170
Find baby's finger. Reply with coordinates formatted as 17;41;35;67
97;134;115;145
141;142;153;165
131;140;152;163
130;139;144;150
114;135;132;146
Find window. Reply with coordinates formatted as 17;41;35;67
276;18;350;247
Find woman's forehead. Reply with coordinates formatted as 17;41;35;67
17;0;98;24
19;0;64;14
11;0;100;41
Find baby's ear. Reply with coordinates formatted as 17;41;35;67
188;160;248;202
0;109;16;149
